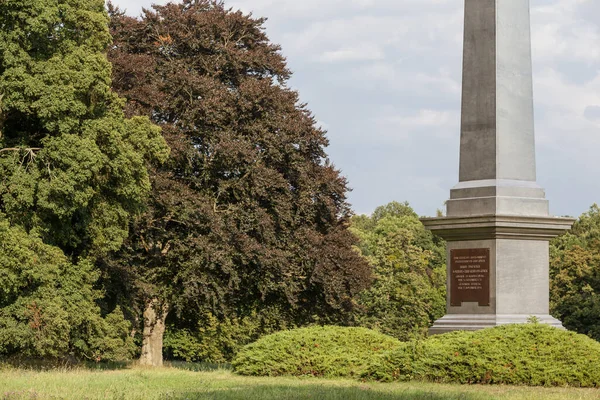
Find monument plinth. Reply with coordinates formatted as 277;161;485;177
422;0;574;334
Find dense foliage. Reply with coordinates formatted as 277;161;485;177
550;205;600;341
232;326;400;378
0;217;134;361
351;202;446;340
163;311;272;363
0;0;168;258
0;0;166;361
365;323;600;387
106;0;371;364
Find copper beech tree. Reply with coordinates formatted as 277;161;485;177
106;1;371;366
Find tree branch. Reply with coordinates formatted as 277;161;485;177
0;147;41;153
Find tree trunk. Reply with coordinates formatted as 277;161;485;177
139;299;169;367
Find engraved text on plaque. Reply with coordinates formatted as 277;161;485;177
450;248;490;306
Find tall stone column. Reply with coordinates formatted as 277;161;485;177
422;0;574;334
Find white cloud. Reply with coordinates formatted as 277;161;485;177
318;44;385;63
110;0;600;217
387;109;456;130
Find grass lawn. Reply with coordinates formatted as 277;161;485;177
1;363;599;400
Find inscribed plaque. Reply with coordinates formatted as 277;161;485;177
450;248;490;306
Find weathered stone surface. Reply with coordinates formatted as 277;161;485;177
459;0;536;185
449;0;543;218
422;0;575;335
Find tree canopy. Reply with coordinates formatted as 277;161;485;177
351;202;446;340
0;0;168;259
107;0;371;365
550;204;600;340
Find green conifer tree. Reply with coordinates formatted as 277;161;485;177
0;0;168;359
0;0;169;258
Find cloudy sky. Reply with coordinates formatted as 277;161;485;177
112;0;600;218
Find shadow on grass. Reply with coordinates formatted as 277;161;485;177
167;360;232;372
172;385;491;400
1;358;233;372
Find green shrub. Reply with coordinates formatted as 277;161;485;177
232;326;401;378
365;323;600;387
163;312;263;363
163;307;297;363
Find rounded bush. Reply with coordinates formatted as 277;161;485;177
365;323;600;387
232;326;401;378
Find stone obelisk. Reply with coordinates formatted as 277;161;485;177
422;0;575;334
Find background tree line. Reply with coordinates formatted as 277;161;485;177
0;0;598;367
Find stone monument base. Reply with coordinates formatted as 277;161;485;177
422;214;574;336
429;314;563;335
